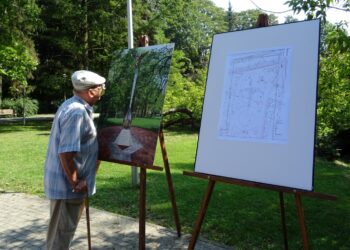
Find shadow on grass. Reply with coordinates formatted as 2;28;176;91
163;128;199;136
1;120;349;249
0;120;52;134
91;162;350;249
166;162;194;172
36;133;51;136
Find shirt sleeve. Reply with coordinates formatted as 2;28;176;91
58;111;83;153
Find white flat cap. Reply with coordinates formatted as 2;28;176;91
71;70;106;90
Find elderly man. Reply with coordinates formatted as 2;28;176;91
44;70;106;249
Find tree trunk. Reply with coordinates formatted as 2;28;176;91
0;75;2;107
82;0;89;69
22;88;26;126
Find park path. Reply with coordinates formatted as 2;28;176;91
0;192;232;250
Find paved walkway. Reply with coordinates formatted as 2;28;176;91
0;192;232;249
0;114;55;123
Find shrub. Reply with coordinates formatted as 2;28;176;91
1;98;39;117
1;99;16;110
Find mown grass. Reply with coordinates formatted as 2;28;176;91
0;120;349;249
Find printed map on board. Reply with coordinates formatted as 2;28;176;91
218;47;292;144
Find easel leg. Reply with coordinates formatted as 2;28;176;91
295;193;309;250
139;167;146;250
279;192;288;250
188;179;216;250
159;129;181;237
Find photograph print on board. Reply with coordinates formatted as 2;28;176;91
97;43;174;166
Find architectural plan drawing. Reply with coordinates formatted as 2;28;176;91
218;47;292;144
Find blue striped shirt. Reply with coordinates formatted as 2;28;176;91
44;95;98;199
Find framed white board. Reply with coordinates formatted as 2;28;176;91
194;20;320;191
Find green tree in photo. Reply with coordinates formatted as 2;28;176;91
99;44;174;129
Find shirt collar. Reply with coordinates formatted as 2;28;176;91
73;95;93;117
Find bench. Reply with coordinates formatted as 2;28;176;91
0;109;15;117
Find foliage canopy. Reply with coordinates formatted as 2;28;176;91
0;0;349;156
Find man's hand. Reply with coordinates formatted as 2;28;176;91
73;179;87;193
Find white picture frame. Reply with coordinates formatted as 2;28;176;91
195;20;320;191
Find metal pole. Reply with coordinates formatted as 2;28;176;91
127;0;138;186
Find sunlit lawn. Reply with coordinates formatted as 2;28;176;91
0;120;349;249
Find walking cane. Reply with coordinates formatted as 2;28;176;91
85;188;92;250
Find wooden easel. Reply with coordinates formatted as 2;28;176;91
181;15;335;249
104;128;181;250
101;36;180;249
183;171;337;250
138;36;181;248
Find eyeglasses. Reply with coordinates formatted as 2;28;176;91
90;83;106;96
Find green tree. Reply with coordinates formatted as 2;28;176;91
286;0;350;20
286;0;350;156
161;6;279;126
231;9;278;30
163;50;205;125
0;0;41;106
33;0;127;111
316;23;350;156
284;15;299;23
227;1;234;31
152;0;225;123
156;0;226;68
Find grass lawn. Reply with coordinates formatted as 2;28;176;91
0;119;349;249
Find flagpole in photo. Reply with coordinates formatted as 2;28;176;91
127;0;139;187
